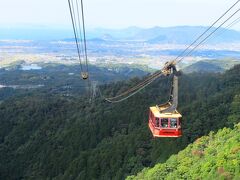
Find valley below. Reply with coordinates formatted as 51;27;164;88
0;25;240;180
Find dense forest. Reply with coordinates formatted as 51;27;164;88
0;63;148;102
127;123;240;180
0;64;240;179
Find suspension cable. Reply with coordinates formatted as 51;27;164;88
177;8;240;63
105;73;163;103
208;16;240;42
103;61;174;102
106;70;162;101
225;16;240;29
80;0;89;73
68;0;83;71
174;0;240;62
75;0;85;59
103;1;240;103
78;0;91;98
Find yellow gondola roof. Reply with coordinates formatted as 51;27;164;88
150;105;182;118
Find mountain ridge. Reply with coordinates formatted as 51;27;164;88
1;26;240;44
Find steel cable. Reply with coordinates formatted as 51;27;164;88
174;0;240;62
68;0;83;71
101;0;240;103
177;8;240;63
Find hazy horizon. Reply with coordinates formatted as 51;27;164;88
1;24;240;32
1;0;240;30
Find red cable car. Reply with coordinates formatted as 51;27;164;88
148;62;183;138
148;104;182;137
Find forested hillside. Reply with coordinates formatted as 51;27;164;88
127;123;240;180
0;65;240;180
0;63;148;102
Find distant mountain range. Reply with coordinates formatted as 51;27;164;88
88;26;240;44
1;26;240;44
183;61;224;73
183;58;240;73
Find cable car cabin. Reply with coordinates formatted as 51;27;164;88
81;72;89;80
148;105;182;138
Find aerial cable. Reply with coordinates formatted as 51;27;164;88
103;62;174;102
78;0;91;101
225;16;240;29
68;0;92;103
174;0;240;62
104;61;174;102
68;0;83;71
105;70;162;101
75;0;85;59
105;76;160;103
105;71;162;101
74;0;89;71
105;73;163;103
78;0;91;98
80;0;89;73
104;1;240;103
177;8;240;63
69;0;83;68
72;1;85;62
209;16;240;41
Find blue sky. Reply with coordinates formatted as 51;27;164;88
0;0;240;30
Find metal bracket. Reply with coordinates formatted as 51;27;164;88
159;62;179;113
